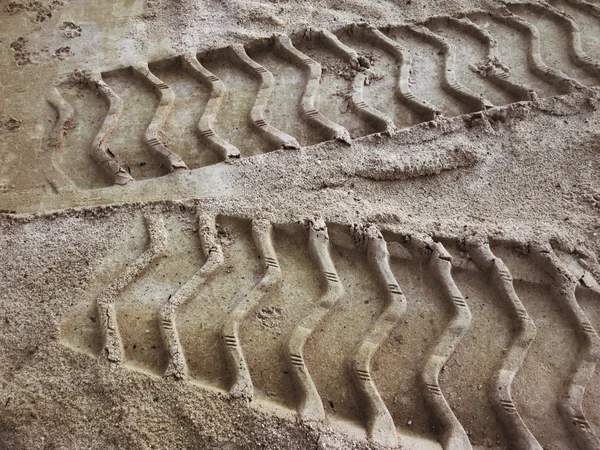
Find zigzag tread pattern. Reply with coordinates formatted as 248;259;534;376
55;5;599;189
58;212;600;450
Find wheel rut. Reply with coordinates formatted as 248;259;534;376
56;212;600;449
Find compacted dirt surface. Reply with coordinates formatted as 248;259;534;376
2;0;600;449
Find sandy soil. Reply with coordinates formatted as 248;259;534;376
1;0;600;449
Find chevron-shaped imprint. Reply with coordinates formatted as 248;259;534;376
273;33;351;144
405;24;492;112
403;235;472;450
160;214;223;379
341;23;441;124
86;72;134;185
229;45;301;151
467;235;542;450
131;64;189;172
45;88;77;192
347;224;407;448
527;240;600;450
506;2;600;86
221;219;281;398
481;12;583;94
179;53;241;160
423;16;534;104
97;213;167;363
285;218;343;422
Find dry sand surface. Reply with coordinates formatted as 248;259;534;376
1;0;600;449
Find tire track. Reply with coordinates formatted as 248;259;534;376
274;33;351;144
102;68;173;180
335;24;431;128
484;11;584;93
246;39;329;147
61;231;600;447
240;223;322;409
548;0;600;64
375;233;448;446
492;243;579;450
159;213;223;379
351;24;441;121
467;12;567;98
97;212;167;363
407;25;492;111
313;30;396;135
200;47;275;157
424;17;526;106
384;25;477;117
87;71;134;185
45;88;77;192
57;11;599;187
283;219;343;422
567;254;600;443
441;239;526;448
229;45;301;151
293;30;379;139
222;219;281;398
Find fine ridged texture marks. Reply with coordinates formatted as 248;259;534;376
179;54;240;160
97;213;167;363
285;219;343;422
273;34;352;144
45;88;77;192
131;64;189;172
159;214;223;379
222;220;281;398
200;48;274;156
527;240;600;450
229;45;301;150
466;235;542;450
87;72;133;185
405;235;472;450
348;225;406;448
